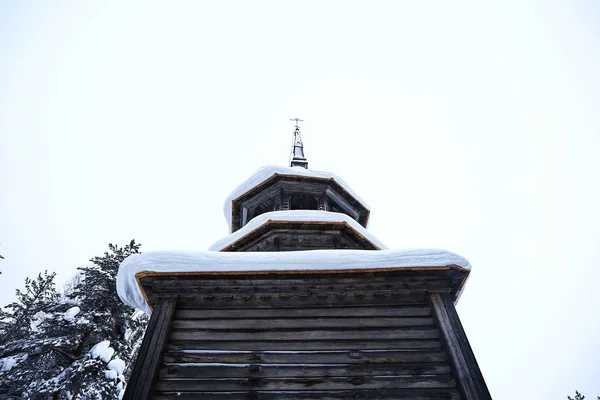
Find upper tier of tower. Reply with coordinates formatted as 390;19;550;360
223;165;371;233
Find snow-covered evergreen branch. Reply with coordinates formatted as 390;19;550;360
0;240;148;400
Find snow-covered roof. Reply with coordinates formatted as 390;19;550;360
209;210;386;251
223;165;371;233
117;248;471;314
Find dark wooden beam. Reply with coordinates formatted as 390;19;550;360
123;296;177;400
154;374;458;392
152;389;462;400
430;293;492;400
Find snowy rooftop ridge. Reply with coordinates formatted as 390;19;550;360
117;249;471;315
223;165;371;233
209;210;386;252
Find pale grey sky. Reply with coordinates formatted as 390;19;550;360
1;1;600;398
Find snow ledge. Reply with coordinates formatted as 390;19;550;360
117;249;471;315
209;210;386;251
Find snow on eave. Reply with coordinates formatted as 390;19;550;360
117;248;472;315
223;165;371;233
209;210;385;252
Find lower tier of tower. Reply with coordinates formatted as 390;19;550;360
154;303;459;399
124;269;491;399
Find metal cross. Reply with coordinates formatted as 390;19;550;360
290;118;304;129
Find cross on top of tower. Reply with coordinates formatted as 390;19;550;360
289;118;308;169
290;118;304;130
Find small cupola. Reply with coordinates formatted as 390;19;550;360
215;120;374;253
223;121;371;233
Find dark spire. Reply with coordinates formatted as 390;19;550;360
289;118;308;169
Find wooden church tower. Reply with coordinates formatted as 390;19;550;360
119;121;492;400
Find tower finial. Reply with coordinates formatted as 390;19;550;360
289;118;308;169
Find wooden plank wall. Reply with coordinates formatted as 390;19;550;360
224;224;379;252
146;272;465;400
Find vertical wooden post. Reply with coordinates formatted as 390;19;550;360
430;293;492;400
123;296;177;400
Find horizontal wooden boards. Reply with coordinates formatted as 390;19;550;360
149;278;455;294
172;317;434;330
169;305;439;350
228;225;378;252
155;375;456;391
153;389;461;400
144;272;464;398
175;305;431;319
172;292;435;309
163;350;447;365
140;269;466;312
170;328;439;342
166;339;442;352
153;273;457;287
159;363;452;379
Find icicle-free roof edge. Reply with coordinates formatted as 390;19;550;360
117;248;472;315
209;210;385;252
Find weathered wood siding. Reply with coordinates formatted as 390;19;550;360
141;271;468;399
430;294;492;400
125;296;177;400
221;223;379;252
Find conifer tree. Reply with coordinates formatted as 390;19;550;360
568;392;600;400
0;271;61;397
0;241;148;399
0;270;58;343
70;240;142;357
30;240;147;399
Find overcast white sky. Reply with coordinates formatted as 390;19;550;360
1;1;599;398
